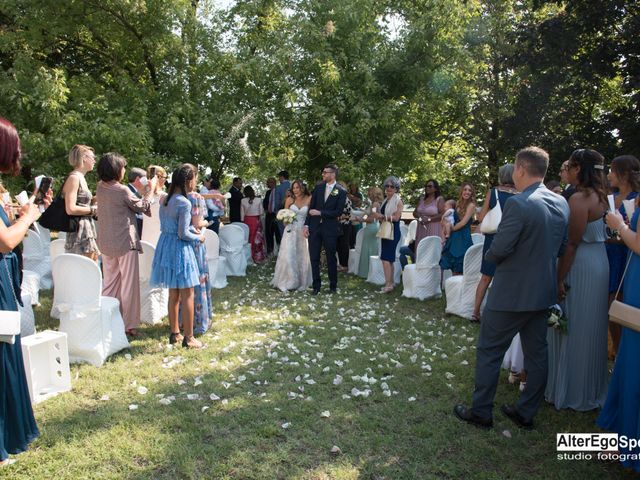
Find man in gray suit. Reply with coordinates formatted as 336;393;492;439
455;146;569;429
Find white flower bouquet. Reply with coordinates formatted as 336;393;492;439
277;208;297;231
547;304;568;334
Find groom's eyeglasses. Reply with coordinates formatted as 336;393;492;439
322;170;334;174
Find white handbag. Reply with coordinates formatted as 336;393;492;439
0;257;21;344
480;189;502;234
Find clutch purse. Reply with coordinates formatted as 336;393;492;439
376;220;394;240
0;258;21;344
609;255;640;332
480;189;502;234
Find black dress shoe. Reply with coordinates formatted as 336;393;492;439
500;404;533;429
453;404;493;429
310;289;320;295
329;288;337;294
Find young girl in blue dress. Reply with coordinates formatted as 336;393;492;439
150;164;204;349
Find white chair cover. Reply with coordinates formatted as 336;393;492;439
53;254;129;366
367;226;406;285
139;241;168;325
19;292;36;337
21;269;41;306
34;222;51;255
231;221;253;265
444;243;484;319
57;231;66;241
49;238;66;263
405;220;418;245
204;229;227;289
141;200;161;246
402;236;442;300
22;229;52;289
219;224;248;276
347;228;365;275
472;233;485;245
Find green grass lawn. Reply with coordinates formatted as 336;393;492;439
9;260;635;479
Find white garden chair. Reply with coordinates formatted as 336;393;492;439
138;241;168;325
366;226;406;286
34;222;52;256
444;243;484;319
219;224;248;276
49;238;66;263
347;228;364;275
402;236;442;300
22;229;52;289
21;269;41;306
19;292;36;337
405;220;418;246
472;232;485;245
231;221;253;265
52;254;129;367
204;229;227;289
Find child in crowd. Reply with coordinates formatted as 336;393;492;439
150;164;204;349
441;199;456;239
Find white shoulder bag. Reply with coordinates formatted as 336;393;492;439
480;189;502;234
0;257;21;344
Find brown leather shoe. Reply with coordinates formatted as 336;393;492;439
182;335;203;349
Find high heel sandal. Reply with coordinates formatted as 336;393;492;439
182;335;203;349
169;332;184;345
382;285;394;293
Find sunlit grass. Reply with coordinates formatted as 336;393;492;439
8;259;634;479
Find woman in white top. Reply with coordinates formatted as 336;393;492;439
241;185;266;263
271;180;312;291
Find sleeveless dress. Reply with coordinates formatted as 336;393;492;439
0;208;39;461
606;191;638;293
150;195;201;289
439;210;473;274
188;194;212;334
358;217;379;278
597;208;640;473
271;205;312;291
546;218;609;410
380;202;401;262
480;189;516;276
415;196;442;245
64;173;99;256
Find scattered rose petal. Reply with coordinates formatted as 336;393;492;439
502;430;512;438
330;445;342;455
320;410;331;418
128;404;138;411
281;422;291;429
137;386;148;395
100;395;110;401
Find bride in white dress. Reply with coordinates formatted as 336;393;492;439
272;180;313;292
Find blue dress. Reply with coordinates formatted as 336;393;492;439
439;210;473;274
188;194;212;335
380;202;401;262
481;189;516;276
0;209;39;461
150;194;201;289
597;209;640;473
606;191;638;293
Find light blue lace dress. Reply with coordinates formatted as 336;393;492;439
150;194;200;289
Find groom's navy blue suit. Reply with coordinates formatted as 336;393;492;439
305;182;347;291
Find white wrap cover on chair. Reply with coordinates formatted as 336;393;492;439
139;241;168;325
49;238;66;263
204;229;227;289
231;221;253;265
347;228;364;274
366;227;406;285
53;254;129;366
405;220;418;246
22;229;52;289
444;243;484;319
19;292;36;337
219;224;247;276
21;269;41;306
471;233;485;245
34;222;51;254
402;236;442;300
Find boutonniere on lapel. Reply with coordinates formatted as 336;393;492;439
330;188;339;197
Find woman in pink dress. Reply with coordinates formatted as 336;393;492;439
241;185;266;263
413;179;445;245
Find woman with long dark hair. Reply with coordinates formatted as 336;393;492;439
546;148;609;410
605;155;640;354
241;185;266;263
150;164;203;349
414;179;445;243
0;118;49;467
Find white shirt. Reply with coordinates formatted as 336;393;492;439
325;182;336;201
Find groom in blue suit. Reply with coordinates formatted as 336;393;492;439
304;164;347;294
454;146;569;430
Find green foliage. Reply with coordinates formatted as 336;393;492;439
0;0;635;199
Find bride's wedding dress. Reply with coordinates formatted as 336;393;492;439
271;204;312;292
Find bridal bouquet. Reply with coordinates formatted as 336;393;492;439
277;208;297;231
547;304;568;334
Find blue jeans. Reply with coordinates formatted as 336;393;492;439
399;246;414;270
